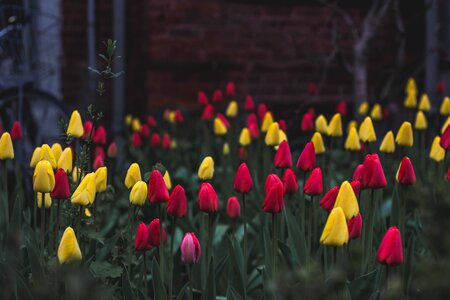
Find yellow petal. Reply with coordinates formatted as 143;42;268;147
440;96;450;116
41;144;57;168
37;193;52;208
261;112;274;132
125;163;142;189
30;147;43;168
213;118;227;136
239;128;251;146
58;227;82;264
51;143;63;163
163;170;172;190
311;132;326;154
395;122;413;147
130;180;148;206
94;167;107;192
66;110;84;138
358;102;369;115
0;132;14;160
344;127;361;151
333;181;359;220
33;160;55;193
226;101;238;117
71;173;96;206
418;94;431;111
359;117;376;143
370;104;382;121
327;113;343;137
429;136;445;162
315;115;328;134
320;207;349;246
379;131;395;153
58;147;73;172
414;111;428;130
265;122;280;146
198;156;214;180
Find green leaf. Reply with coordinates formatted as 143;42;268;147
202;257;216;300
175;282;189;300
226;236;245;296
262;227;272;277
90;261;123;279
26;243;45;285
121;267;135;300
284;208;307;266
226;286;244;300
152;257;167;300
348;269;378;300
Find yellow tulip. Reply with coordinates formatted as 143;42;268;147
261;112;274;133
395;122;413;147
163;170;172;190
418;94;431;112
51;143;62;163
311;132;326;154
429;136;445;162
58;147;73;172
66;110;84;138
442;117;450;134
170;140;177;149
315;115;328;134
414;111;428;130
344;127;361;151
213;118;227;136
379;131;395;154
94;167;107;192
198;156;214;180
223;143;230;155
124;114;132;126
33;160;55;193
239;128;251;146
71;173;96;206
406;78;417;95
37;193;52;209
0;132;14;160
124;163;142;189
265;122;280;146
359;117;376;143
403;93;417;109
41;144;57;168
168;111;176;123
440;96;450;116
130;180;148;206
85;208;91;217
327;113;343;137
370;104;382;121
358;102;369;115
132;118;141;132
347;120;358;133
320;207;349;246
278;129;288;143
58;227;82;264
333;181;359;220
30;147;42;168
226;101;238;117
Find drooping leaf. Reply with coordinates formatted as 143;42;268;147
152;257;167;300
348;269;378;300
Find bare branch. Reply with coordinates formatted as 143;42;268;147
317;0;359;40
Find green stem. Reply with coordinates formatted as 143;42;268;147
365;189;375;273
242;193;247;298
41;193;46;254
272;213;277;276
1;161;8;228
311;195;316;254
128;206;134;273
158;204;165;284
206;213;214;275
142;252;148;297
55;200;61;253
169;216;176;300
187;264;193;300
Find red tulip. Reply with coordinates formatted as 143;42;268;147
148;170;169;204
93;126;107;145
10;121;22;140
107;142;117;158
139;124;150;138
147;218;167;247
376;226;403;266
234;163;253;194
320;186;339;212
198;90;209;106
265;174;282;195
362;154;387;189
132;132;142;148
93;155;104;171
201;105;214;121
350;180;361;198
51;168;70;199
278;120;287;132
94;146;105;161
396;157;416;185
274;140;292;169
304;167;323;196
151;133;161;147
225;82;235;97
336;101;348;116
301;113;314;132
216;113;230;128
175;110;184;124
198;182;219;213
167;184;187;218
246;113;258;127
257;104;267;121
162;133;171;149
239;147;247;160
440;124;450;150
436;80;445;94
226;196;240;219
248;121;260;139
135;222;152;251
83;121;93;139
180;233;201;264
382;107;390;120
348;213;362;239
212;89;223;103
262;175;284;213
283;168;298;195
307;82;318;95
147;115;157;128
244;95;254;111
352;164;364;183
296;142;316;172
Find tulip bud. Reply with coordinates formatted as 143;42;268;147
198;182;219;213
358;102;369;115
10;121;22;140
175;110;184;124
261;112;274;133
442;117;450;134
440;124;450;150
39;144;56;168
93;155;104;171
350;180;361;198
234;163;253;194
226;101;238;118
222;143;230;155
244;95;254;111
148;170;169;204
379;131;395;154
301;113;314;132
418;94;431;111
315;115;328;134
376;226;403;266
167;184;187;218
345;127;361;151
359;117;377;143
429;136;445;162
248;121;260;139
262;175;284;214
94;166;107;192
283;168;298;195
304;167;323;196
147;218;167;247
56;147;72;173
333;181;359;220
274;140;292;169
51;169;70;199
125;163;142;189
336;101;347;116
239;128;251;146
180;233;201;264
51;143;62;163
440;96;450;116
163;170;172;190
278;130;288;144
30;147;42;167
414;111;428;130
93;126;107;145
132;118;141;132
362;154;387;189
151;133;161;147
320;207;349;246
198;156;214;180
212;89;223;103
66;110;84;138
396;157;416;185
71;173;96;206
107;142;117;158
225;82;235;97
265;122;280;146
226;196;241;219
214;117;228;136
352;164;364;183
198;90;209;106
58;227;82;263
404;93;417;109
395;122;413;147
201;105;214;121
347;120;357;132
348;213;362;240
135;222;152;251
320;186;339;213
327;113;343;137
33;160;55;193
139;123;150;138
94;145;106;160
296;141;316;171
132;132;142;148
370;104;382;121
82;121;93;140
37;193;52;208
311;132;325;154
130;181;148;206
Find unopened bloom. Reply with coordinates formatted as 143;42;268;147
333;181;359;220
93;126;107;145
37;193;52;208
135;222;151;251
315;115;328;134
198;182;219;213
198;90;209;106
429;136;445;162
362;154;387;189
311;132;325;154
33;160;55;193
162;134;171;149
132;132;142;148
163;170;172;190
348;213;362;240
93;155;104;171
167;184;187;218
223;143;230;155
327;113;342;137
148;170;169;204
212;89;223;103
359;117;376;143
248;121;260;139
11;121;23;140
226;101;238;117
58;147;73;172
239;128;251;146
358;102;369;115
418;94;431;111
147;218;167;247
404;93;417;109
261;112;274;133
41;144;56;168
180;233;201;264
265;122;280;146
30;147;42;167
51;143;62;162
51;168;70;199
296;141;316;171
151;133;161;147
320;207;349;246
396;157;416;185
274;140;292;169
83;121;93;139
414;111;428;130
395;122;413;147
58;227;82;264
234;163;253;194
440;124;450;150
345;127;361;151
130;181;148;206
379;131;395;154
262;175;284;213
125;163;142;189
214;117;228;135
304;167;323;196
376;226;403;266
94;166;107;192
336;101;347;116
244;95;254;111
370;104;382;121
320;186;339;213
301;113;314;132
107;142;117;158
226;196;241;219
66;110;84;138
198;156;214;180
440;96;450;116
283;168;298;195
201;105;214;121
132;118;141;132
71;173;96;206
